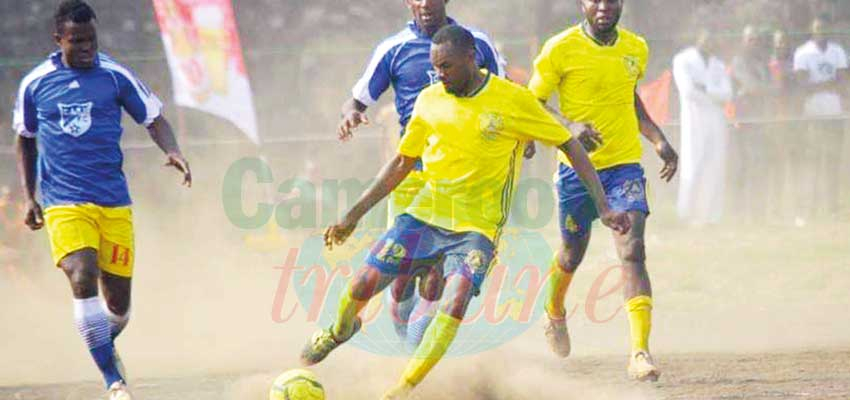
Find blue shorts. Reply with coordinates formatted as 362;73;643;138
366;214;496;296
556;163;649;241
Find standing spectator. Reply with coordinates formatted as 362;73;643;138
673;29;734;225
730;25;771;221
793;15;848;220
768;30;799;219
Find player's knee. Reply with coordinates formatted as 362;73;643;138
107;296;131;316
60;250;99;297
556;248;583;273
419;268;444;301
440;275;473;319
351;265;385;300
390;275;415;302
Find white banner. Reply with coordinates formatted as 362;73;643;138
153;0;259;144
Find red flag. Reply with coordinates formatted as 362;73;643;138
637;69;672;125
152;0;259;143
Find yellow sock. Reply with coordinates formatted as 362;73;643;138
625;295;653;352
332;287;367;339
544;259;574;319
400;312;461;387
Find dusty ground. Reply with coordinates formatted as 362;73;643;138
2;349;849;400
1;151;848;400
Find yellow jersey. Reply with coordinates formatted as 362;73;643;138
528;25;649;170
399;73;572;242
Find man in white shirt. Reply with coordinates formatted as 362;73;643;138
793;15;848;219
673;29;733;225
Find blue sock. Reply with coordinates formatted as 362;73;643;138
389;289;417;340
406;297;438;350
74;297;123;388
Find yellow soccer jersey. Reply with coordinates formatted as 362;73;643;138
399;73;572;241
529;25;649;170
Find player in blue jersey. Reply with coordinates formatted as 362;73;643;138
13;2;190;399
335;0;509;350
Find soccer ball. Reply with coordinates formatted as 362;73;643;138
269;369;325;400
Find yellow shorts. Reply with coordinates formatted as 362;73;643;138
388;170;426;227
44;203;135;278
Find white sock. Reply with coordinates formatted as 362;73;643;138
406;298;439;350
101;299;130;339
73;297;123;387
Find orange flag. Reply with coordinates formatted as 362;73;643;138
637;69;672;125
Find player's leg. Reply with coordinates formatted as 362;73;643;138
302;214;427;365
98;206;135;340
387;173;427;339
389;270;418;338
301;264;395;366
100;273;131;339
405;263;444;349
544;164;595;357
606;165;659;381
46;205;126;391
386;239;491;399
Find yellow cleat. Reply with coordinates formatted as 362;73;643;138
628;350;661;382
381;382;414;400
543;316;571;358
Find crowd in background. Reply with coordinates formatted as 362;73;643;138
672;12;847;226
0;0;848;250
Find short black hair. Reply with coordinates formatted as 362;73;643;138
55;0;97;33
432;25;475;53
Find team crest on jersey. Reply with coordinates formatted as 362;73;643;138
57;102;93;137
479;112;504;141
376;239;407;265
623;55;641;78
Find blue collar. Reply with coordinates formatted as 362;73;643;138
407;16;457;39
50;51;101;70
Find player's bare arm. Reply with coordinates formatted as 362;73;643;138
15;135;43;230
557;138;630;234
338;98;370;141
147;116;192;187
634;90;678;182
324;154;417;249
541;100;603;151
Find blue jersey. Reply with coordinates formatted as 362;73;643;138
351;18;505;130
13;52;163;208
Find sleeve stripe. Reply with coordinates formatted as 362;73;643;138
351;29;416;106
13;60;56;137
100;58;163;125
470;29;506;78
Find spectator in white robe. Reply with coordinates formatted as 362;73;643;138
673;29;734;225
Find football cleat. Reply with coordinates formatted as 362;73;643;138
300;317;362;366
543;316;571;358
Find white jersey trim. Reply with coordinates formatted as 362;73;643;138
351;28;418;106
99;55;163;126
469;28;506;78
13;59;57;137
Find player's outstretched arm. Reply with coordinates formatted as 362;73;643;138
541;101;603;151
338;98;370;142
15;136;43;230
558;138;630;234
634;91;678;182
324;154;416;249
146;116;191;187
